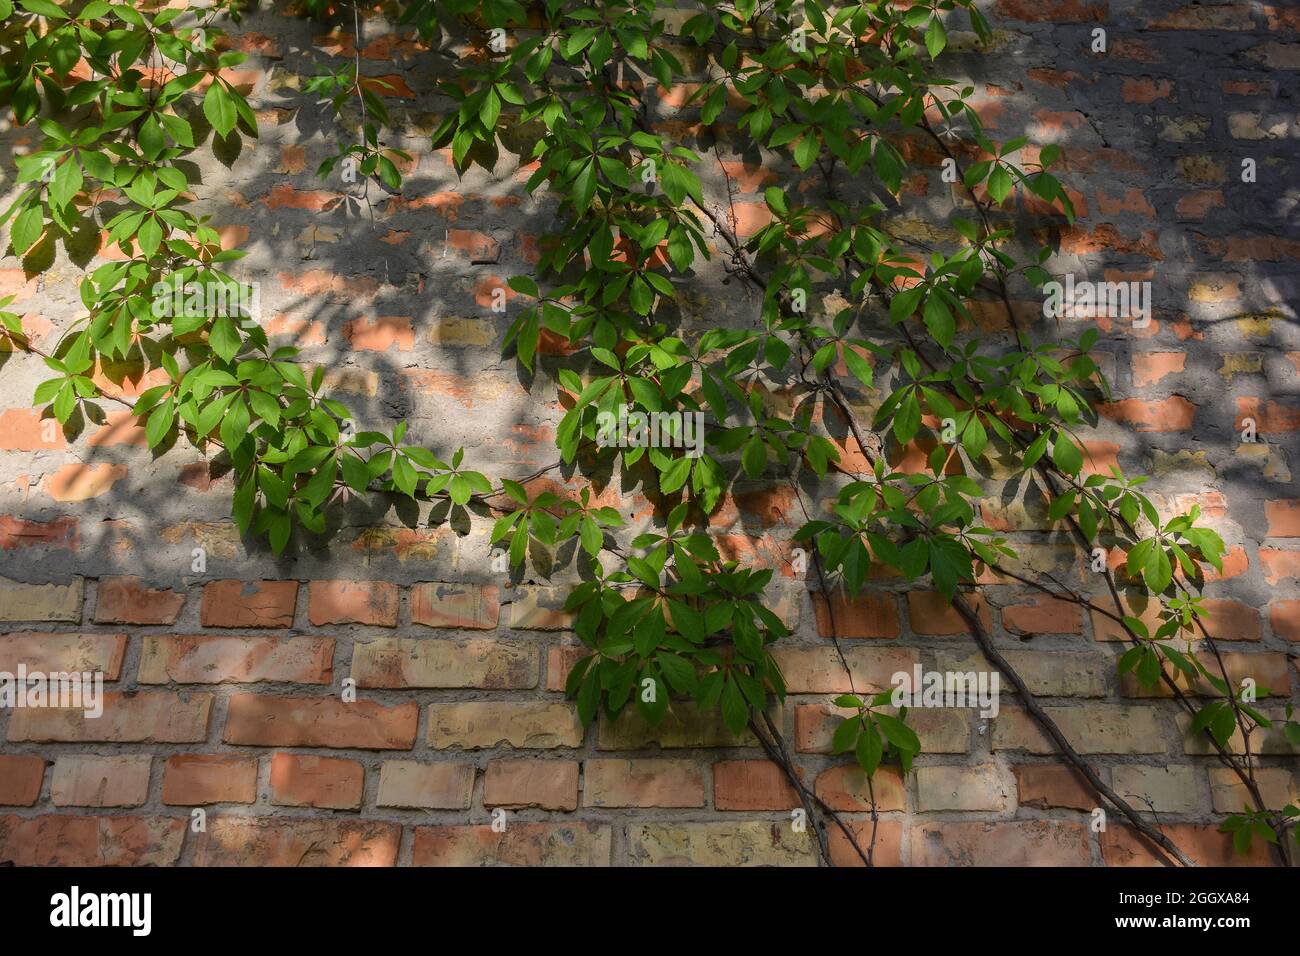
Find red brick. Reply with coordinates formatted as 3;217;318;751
1200;599;1262;642
1219;235;1300;262
995;0;1106;22
1014;764;1096;810
1186;546;1249;583
192;818;400;866
6;690;212;743
43;462;128;502
1061;224;1162;259
1263;5;1300;31
772;646;917;694
0;515;77;551
1261;549;1300;585
583;759;705;808
483;759;579;810
1120;77;1172;104
1001;597;1084;635
731;484;798;527
1236;397;1300;433
730;201;774;238
223;693;417;749
1222;79;1271;95
812;591;900;638
815;765;906;811
912;820;1091;865
1097;186;1157;217
717;160;777;193
1189;273;1240;302
376;761;474;809
1176;189;1224;219
412;823;611;866
410;581;499;629
1101;824;1271;866
0;631;126;678
1145;5;1255;30
261;184;341;211
0;814;185;866
93;575;186;624
201;580;298;628
1132;351;1185;387
714;760;801;811
0;755;45;805
352;637;535;689
162;754;258;805
828;819;904;867
50;754;151;807
87;408;148;446
547;644;588;691
1081;441;1121;477
270;753;364;810
1271;600;1300;641
473;275;516;308
1099;396;1195;432
1121;649;1291;698
0;268;39;303
1028;68;1083;91
0;408;66;450
906;591;990;635
1265;500;1300;537
446;229;499;262
343;315;416;352
138;634;334;684
308;579;399;627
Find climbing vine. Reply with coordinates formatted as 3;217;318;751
2;0;1296;867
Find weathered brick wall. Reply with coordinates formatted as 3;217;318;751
0;0;1297;866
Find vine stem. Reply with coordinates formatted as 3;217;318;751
747;715;831;866
677;105;1208;868
786;475;879;866
746;711;878;868
911;83;1283;854
950;594;1195;867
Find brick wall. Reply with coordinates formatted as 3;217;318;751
0;1;1297;866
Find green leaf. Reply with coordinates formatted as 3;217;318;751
922;294;955;349
925;17;947;59
889;286;925;323
839;345;872;389
436;472;467;505
20;0;67;18
794;132;820;170
831;715;861;755
145;398;173;448
875;711;920;754
720;677;749;735
219;397;250;451
1144;544;1173;595
209;316;241;362
856;720;883;776
741;434;766;477
1051;433;1083;476
11;206;43;255
49;158;83;209
987;164;1013;204
203;82;237;138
